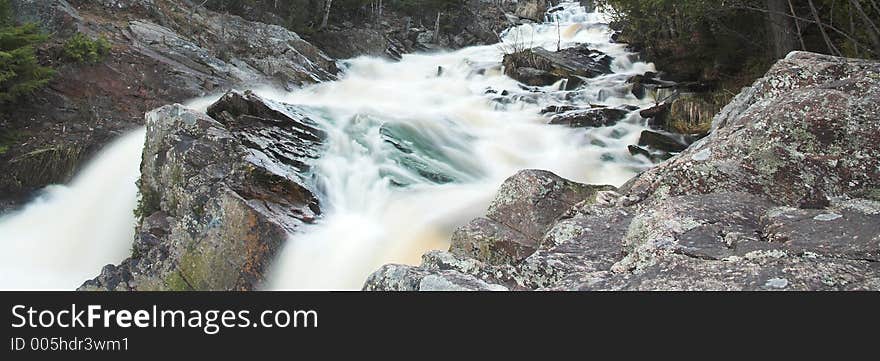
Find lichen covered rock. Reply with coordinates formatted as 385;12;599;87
80;90;322;291
365;52;880;291
449;170;615;266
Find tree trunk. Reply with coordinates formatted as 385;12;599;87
765;0;798;58
433;12;441;44
320;0;333;29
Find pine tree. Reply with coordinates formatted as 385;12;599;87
0;0;54;104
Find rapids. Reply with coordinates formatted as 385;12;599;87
264;2;657;289
0;2;658;290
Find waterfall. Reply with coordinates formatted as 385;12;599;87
265;2;657;290
0;2;657;290
0;129;145;290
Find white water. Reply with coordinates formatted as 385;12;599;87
0;129;145;290
265;3;657;289
0;2;657;290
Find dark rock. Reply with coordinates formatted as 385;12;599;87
549;108;629;128
762;201;880;262
627;73;665;99
11;0;82;35
639;102;670;119
541;105;580;114
637;130;688;153
512;67;560;87
627;145;670;163
503;44;613;89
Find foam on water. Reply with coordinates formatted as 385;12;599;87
264;2;657;289
0;2;657;290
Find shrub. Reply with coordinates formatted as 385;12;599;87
64;33;111;64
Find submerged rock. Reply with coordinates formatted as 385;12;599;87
365;52;880;291
80;91;323;291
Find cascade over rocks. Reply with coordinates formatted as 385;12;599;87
80;91;323;291
364;52;880;291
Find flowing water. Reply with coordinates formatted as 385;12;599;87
0;2;657;290
264;3;657;289
0;129;145;290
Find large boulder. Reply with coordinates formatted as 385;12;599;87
503;44;613;89
515;0;549;22
80;91;323;291
365;52;880;291
447;170;614;266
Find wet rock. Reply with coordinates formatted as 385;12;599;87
511;67;560;87
503;44;613;89
637;130;687;153
627;73;664;99
365;52;880;291
549;108;629;128
80;91;323;291
628;145;670;163
639;102;670;126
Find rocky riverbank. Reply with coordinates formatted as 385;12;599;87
0;0;338;211
364;52;880;291
0;0;562;212
80;90;324;291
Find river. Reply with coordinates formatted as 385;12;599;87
0;2;657;290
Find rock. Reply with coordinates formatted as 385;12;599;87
541;105;580;114
628;51;880;207
549;108;629;128
503;44;613;89
639;102;670;121
761;200;880;262
312;27;407;61
80;91;323;291
1;0;339;210
449;170;615;265
10;0;82;35
511;67;560;87
627;73;665;99
363;252;512;291
365;52;880;291
628;145;670;163
637;130;688;153
515;0;549;22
